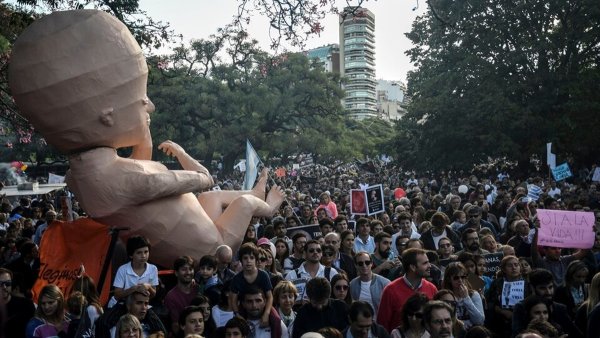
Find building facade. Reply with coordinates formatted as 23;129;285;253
376;80;407;121
305;44;340;73
339;7;377;120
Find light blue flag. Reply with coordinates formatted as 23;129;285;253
243;140;261;190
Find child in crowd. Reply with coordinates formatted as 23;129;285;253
195;255;222;306
109;236;159;308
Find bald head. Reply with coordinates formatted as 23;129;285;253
215;245;232;266
324;232;340;250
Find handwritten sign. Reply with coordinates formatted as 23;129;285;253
482;252;504;277
537;209;595;249
551;163;573;181
501;280;525;308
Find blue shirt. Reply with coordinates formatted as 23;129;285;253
354;235;375;253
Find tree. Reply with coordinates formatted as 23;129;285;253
400;0;600;171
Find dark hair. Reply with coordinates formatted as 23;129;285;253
374;231;391;243
198;255;218;269
178;305;204;327
528;269;554;288
305;239;321;249
402;248;427;271
442;262;472;292
318;327;343;338
348;301;374;321
330;273;352;305
334;215;348;225
401;293;428;330
174;256;194;271
523;295;552;323
319;218;334;228
356;217;370;227
225;317;250;336
397;211;412;221
238;242;260;260
240;285;265;302
461;228;478;242
431;212;449;228
464;326;492;338
273;217;285;228
292;232;307;244
306;277;331;301
126;235;151;257
66;291;85;316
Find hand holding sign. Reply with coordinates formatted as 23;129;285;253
537;209;595;249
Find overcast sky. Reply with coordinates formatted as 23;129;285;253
139;0;427;83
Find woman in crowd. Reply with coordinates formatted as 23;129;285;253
330;273;352;306
485;255;523;337
178;306;205;338
273;280;298;333
554;260;589;318
316;192;338;219
71;275;103;336
390;293;430;338
472;255;492;294
191;295;216;338
274;238;290;273
441;262;485;329
242;225;257;245
340;230;356;257
257;248;282;286
371;220;384;237
116;314;143;338
522;296;564;336
575;271;600;337
479;235;498;253
26;284;69;338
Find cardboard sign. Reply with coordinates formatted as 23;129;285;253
537;209;595;249
286;224;322;240
482;252;504;277
350;189;367;215
552;162;573;181
366;184;385;216
501;280;525;308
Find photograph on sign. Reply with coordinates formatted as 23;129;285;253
366;184;385;216
350;189;367;215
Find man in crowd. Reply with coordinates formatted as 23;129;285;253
319;218;334;236
1;267;35;338
377;248;438;332
334;215;349;233
96;292;166;338
165;256;198;335
511;269;581;338
343;301;390;338
324;232;356;280
456;229;489;256
283;233;307;273
285;240;338;301
354;218;375;253
423;300;455;338
370;232;400;280
215;244;235;284
239;286;289;338
292;277;349;338
391;212;420;256
420;212;461;252
460;206;498;238
349;251;390;318
271;217;293;251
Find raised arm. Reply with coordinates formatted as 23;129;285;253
159;140;211;175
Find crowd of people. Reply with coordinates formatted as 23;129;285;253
1;161;600;338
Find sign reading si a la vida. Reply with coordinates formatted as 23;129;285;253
537;209;595;249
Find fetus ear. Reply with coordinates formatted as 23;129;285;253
99;108;114;126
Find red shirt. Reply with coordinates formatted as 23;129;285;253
376;276;438;332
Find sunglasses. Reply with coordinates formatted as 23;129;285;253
452;275;468;281
0;280;11;288
323;251;334;257
308;248;322;253
356;260;372;267
335;284;349;291
407;312;423;319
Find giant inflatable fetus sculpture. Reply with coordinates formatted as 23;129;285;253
8;10;284;267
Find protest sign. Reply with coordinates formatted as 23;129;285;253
350;189;367;215
501;280;525;308
537;209;595;249
592;167;600;182
32;219;112;304
482;252;504;277
366;184;385;216
551;162;573;181
286;224;322;241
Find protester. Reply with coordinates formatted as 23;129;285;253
178;306;205;338
390;293;430;338
422;300;455;338
26;284;69;338
0;267;35;338
343;301;390;338
441;262;485;329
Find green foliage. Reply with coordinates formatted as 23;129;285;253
400;0;600;171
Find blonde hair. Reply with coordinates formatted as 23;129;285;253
116;314;143;337
587;272;600;314
36;284;66;324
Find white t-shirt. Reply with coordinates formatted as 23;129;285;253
359;281;375;317
432;229;447;249
247;319;289;338
108;262;159;308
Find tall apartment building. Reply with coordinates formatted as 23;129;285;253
339;7;377;120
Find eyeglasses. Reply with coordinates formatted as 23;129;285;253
335;284;349;291
407;312;423;319
356;260;372;267
323;251;334;257
0;280;11;288
308;248;322;253
452;275;468;281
